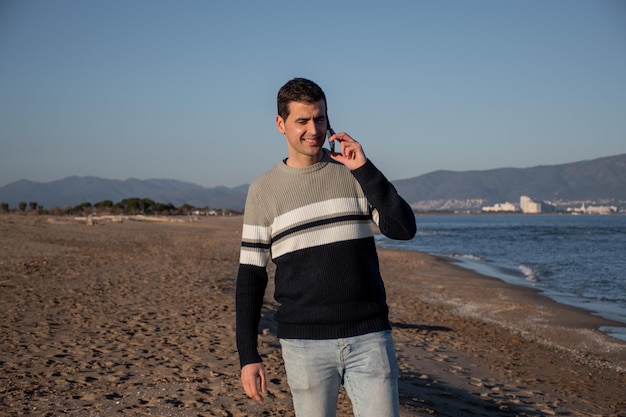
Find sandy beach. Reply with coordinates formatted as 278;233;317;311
1;214;624;417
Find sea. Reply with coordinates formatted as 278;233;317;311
375;213;626;342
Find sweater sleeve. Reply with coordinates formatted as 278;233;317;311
235;184;272;368
351;159;417;240
236;264;268;367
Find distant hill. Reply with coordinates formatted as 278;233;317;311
1;154;625;211
393;153;626;211
0;176;249;211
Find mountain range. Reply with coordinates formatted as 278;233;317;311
1;153;625;212
393;153;626;211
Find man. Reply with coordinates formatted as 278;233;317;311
236;78;416;417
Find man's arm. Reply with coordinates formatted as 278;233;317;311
236;181;273;367
236;263;269;404
352;159;416;240
236;263;268;367
330;132;416;240
236;181;273;404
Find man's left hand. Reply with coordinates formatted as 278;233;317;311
329;132;367;170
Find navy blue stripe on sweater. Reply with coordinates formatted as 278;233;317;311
272;213;371;244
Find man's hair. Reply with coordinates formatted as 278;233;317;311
277;78;327;120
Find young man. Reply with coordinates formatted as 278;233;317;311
236;78;416;417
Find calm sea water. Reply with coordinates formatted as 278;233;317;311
376;214;626;341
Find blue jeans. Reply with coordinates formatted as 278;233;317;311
279;330;400;417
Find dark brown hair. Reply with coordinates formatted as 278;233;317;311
277;78;327;120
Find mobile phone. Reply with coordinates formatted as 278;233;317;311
328;128;339;155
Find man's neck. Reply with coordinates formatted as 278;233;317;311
285;150;324;168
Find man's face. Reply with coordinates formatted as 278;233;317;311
276;100;327;166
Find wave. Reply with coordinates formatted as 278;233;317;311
518;264;539;283
451;253;485;262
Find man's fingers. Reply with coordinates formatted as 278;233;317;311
243;379;264;404
259;367;268;394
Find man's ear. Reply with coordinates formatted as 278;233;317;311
276;115;286;134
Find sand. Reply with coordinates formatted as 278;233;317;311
1;214;624;417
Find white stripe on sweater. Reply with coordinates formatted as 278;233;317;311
242;223;271;244
272;222;373;259
272;198;370;235
239;247;270;267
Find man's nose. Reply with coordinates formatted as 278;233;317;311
307;120;321;135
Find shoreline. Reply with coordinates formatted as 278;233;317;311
428;250;626;343
378;247;626;366
376;247;626;416
1;215;624;416
376;213;626;344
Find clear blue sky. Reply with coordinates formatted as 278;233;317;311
1;0;625;188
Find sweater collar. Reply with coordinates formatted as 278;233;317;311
279;149;332;174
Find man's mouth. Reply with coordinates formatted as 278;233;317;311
302;137;322;145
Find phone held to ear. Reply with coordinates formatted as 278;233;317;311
328;128;339;155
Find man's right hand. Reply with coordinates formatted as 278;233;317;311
241;362;267;404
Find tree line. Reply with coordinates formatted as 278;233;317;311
0;198;241;216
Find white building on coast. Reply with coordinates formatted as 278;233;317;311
481;202;520;213
520;195;556;214
567;204;618;215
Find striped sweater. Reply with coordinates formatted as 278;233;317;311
236;151;416;367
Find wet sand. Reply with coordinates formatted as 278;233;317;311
1;215;624;416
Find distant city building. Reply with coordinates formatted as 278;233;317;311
567;204;617;215
520;195;556;214
410;199;486;212
481;202;520;213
